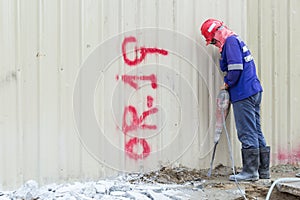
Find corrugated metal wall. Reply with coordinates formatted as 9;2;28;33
247;0;300;166
0;0;299;189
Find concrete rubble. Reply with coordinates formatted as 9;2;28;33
276;179;300;197
1;164;299;199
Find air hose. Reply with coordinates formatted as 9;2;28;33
265;178;300;200
208;89;247;200
222;101;247;200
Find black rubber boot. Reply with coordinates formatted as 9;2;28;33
229;148;259;181
258;146;271;179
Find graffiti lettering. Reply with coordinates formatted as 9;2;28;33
147;95;154;108
118;36;168;160
125;137;150;160
122;36;168;66
119;74;157;89
122;105;158;134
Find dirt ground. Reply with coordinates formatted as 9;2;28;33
128;164;300;200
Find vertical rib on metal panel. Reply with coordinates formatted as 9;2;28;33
248;0;300;165
21;0;41;186
289;0;300;164
0;0;17;188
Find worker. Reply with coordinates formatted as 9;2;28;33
200;19;270;181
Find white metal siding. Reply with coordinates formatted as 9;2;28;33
247;0;300;166
0;0;299;190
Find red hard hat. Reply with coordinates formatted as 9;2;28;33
200;19;223;45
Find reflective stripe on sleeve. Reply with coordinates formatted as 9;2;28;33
228;63;243;70
244;55;253;62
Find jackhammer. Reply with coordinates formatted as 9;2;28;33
207;89;230;177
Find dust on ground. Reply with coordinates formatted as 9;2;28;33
128;164;300;200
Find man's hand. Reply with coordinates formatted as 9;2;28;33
220;83;229;90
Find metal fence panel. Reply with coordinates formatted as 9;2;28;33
0;0;299;189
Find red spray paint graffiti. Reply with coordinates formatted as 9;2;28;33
147;95;154;108
118;36;168;160
125;138;151;160
122;105;158;134
119;74;157;89
277;146;300;164
122;36;168;66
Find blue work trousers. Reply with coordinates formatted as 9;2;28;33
232;92;266;149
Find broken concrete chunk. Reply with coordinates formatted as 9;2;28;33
277;180;300;197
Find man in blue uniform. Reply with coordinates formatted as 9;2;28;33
200;19;270;181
